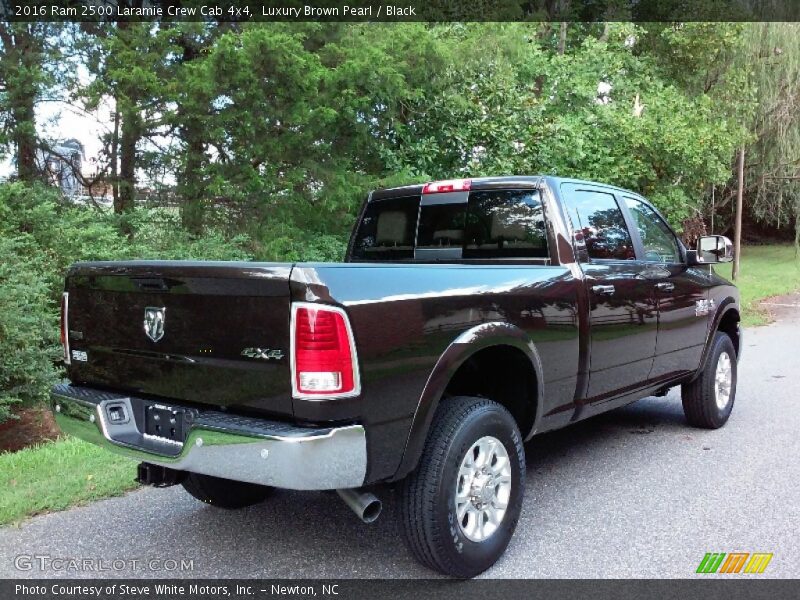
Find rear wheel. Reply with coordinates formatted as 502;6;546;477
400;396;525;578
681;332;737;429
181;473;272;509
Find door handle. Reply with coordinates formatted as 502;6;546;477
591;284;615;296
655;282;675;292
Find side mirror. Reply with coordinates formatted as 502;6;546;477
690;235;734;264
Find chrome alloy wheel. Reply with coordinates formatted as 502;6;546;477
715;351;733;410
455;435;512;542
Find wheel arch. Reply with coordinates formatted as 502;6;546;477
696;300;741;379
716;306;741;357
392;322;544;481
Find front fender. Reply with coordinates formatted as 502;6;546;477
391;322;545;481
694;299;741;380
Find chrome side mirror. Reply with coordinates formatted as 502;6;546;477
695;235;734;264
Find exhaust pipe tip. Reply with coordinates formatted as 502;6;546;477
360;497;382;524
336;488;382;523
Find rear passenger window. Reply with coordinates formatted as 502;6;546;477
350;196;419;260
562;189;635;261
464;190;547;258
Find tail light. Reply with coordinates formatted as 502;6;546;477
422;178;472;194
291;303;360;399
61;292;70;364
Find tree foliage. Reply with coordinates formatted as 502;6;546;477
0;23;71;182
387;23;752;229
741;24;800;246
4;22;794;241
80;22;177;218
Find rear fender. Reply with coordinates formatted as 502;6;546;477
392;321;544;481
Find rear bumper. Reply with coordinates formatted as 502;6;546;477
50;384;367;490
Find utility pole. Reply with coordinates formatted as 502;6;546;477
710;184;715;234
732;145;745;280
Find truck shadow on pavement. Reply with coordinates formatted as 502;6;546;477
525;393;688;461
172;394;690;578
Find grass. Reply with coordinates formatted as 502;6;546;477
714;244;800;326
0;436;138;526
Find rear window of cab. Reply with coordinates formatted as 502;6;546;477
351;189;548;261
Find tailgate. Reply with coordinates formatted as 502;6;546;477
64;261;294;417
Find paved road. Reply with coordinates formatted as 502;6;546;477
2;306;798;579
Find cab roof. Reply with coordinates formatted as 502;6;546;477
370;176;542;201
370;175;637;201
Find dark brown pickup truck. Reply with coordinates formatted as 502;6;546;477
52;176;740;577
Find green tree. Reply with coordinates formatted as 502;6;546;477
81;22;175;219
197;23;449;256
741;23;800;248
0;24;67;182
387;23;752;231
168;22;231;235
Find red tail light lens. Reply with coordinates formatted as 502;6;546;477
291;303;359;398
61;292;70;364
422;178;472;194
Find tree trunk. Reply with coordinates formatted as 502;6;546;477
11;100;37;182
177;37;207;236
116;109;139;217
2;25;40;182
112;20;135;219
558;22;567;55
732;146;745;280
599;22;611;43
180;116;206;235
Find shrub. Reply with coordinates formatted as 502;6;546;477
0;237;61;422
124;207;253;261
0;183;106;421
257;230;349;263
0;183;253;423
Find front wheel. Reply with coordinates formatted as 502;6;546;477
400;396;525;578
681;332;737;429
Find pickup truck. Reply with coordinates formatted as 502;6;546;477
52;176;740;577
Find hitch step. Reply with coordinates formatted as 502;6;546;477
136;462;185;487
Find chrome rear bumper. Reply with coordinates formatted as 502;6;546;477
51;384;367;490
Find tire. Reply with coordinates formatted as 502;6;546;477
400;396;525;578
681;332;737;429
181;473;272;509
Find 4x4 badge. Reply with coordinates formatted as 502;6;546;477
695;298;715;317
241;348;284;361
144;307;166;342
